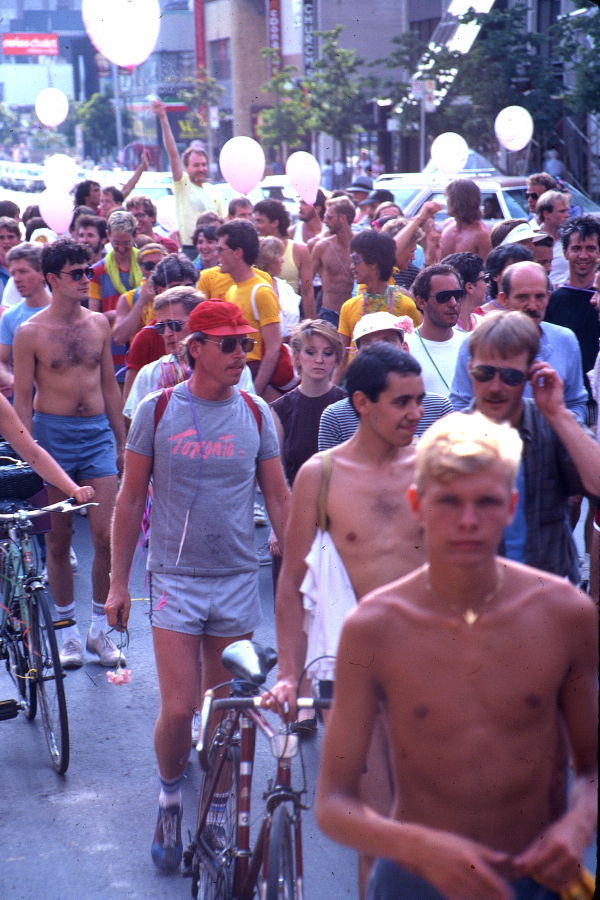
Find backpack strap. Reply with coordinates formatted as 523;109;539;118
317;449;334;532
153;385;175;434
240;390;262;434
153;384;262;436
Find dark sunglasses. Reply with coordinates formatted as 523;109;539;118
433;288;466;304
153;320;185;334
525;192;541;200
471;364;527;386
140;260;157;272
61;267;94;282
350;253;364;265
203;336;255;354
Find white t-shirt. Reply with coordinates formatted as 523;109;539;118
550;238;569;288
406;329;468;398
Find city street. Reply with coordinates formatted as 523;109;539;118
0;515;356;900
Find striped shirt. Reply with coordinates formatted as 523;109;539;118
318;393;453;451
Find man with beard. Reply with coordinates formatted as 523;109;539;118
76;215;107;264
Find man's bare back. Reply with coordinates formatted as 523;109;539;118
312;234;354;314
440;219;492;261
14;306;112;418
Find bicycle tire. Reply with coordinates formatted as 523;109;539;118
1;551;36;719
264;803;297;900
29;588;69;774
191;732;240;900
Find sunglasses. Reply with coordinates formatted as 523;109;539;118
433;289;466;304
203;336;255;354
350;253;364;265
61;267;94;282
140;260;157;272
153;320;185;334
525;192;541;200
471;364;527;386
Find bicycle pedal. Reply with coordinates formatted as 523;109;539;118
53;618;76;630
0;699;19;720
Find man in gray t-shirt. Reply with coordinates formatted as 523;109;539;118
106;300;290;872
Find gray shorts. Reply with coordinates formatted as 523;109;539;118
33;412;117;481
148;569;263;637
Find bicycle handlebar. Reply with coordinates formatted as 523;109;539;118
211;696;331;712
0;499;99;521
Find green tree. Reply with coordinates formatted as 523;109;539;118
378;4;564;161
257;49;309;160
555;1;600;116
77;91;132;157
304;27;370;163
0;103;19;146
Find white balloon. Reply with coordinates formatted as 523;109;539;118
38;189;73;234
285;151;321;204
43;154;78;191
219;137;265;195
35;88;69;128
82;0;160;68
494;106;534;152
430;132;469;175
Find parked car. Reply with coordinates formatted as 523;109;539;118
374;171;600;225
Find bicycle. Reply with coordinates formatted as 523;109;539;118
0;496;97;774
184;639;330;900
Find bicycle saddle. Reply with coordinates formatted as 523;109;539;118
221;640;278;685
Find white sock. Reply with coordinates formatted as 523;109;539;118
55;602;80;641
89;603;107;639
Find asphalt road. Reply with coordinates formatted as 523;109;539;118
0;515;357;900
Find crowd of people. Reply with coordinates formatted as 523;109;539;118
0;131;597;900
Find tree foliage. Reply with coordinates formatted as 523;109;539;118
555;1;600;117
77;91;132;156
177;67;224;142
0;103;19;145
257;49;309;156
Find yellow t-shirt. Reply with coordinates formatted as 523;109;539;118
172;173;226;245
122;282;154;327
224;274;280;361
338;287;421;342
197;266;273;300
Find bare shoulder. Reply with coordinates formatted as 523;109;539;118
501;558;598;627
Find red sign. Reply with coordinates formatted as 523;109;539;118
2;33;59;56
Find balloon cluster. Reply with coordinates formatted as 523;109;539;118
219;138;322;204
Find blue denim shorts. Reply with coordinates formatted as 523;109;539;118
33;412;117;481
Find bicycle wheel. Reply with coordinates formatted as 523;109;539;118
2;554;36;719
191;732;240;900
264;803;297;900
29;588;69;774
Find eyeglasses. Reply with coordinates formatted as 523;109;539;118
470;364;527;386
203;336;255;354
60;267;94;282
526;192;541;200
141;260;157;272
153;320;185;334
350;253;364;265
432;289;466;304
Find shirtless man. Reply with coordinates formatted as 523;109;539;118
317;411;598;900
13;239;126;670
268;342;426;892
440;179;492;262
311;196;356;327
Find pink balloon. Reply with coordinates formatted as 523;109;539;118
38;189;73;234
286;152;321;204
82;0;160;68
35;88;69;128
219;137;265;195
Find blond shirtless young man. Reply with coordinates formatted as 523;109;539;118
311;196;356;327
13;239;126;670
440;179;492;262
268;341;426;893
317;412;598;900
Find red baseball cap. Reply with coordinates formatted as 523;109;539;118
188;299;252;335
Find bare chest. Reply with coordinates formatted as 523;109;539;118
38;324;103;373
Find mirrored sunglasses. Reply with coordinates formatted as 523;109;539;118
203;336;255;354
153;320;185;334
471;364;527;387
61;267;94;282
433;289;466;304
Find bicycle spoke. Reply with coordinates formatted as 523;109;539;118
30;589;69;774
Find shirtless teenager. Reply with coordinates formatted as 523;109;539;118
317;411;598;900
268;342;426;893
13;239;126;670
311;196;356;327
439;179;492;262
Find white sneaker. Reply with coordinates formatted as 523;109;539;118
86;630;125;667
70;546;78;571
59;637;84;670
191;710;201;747
253;502;267;527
